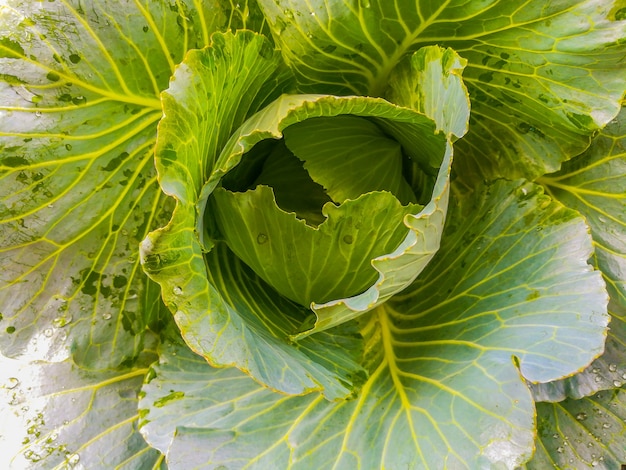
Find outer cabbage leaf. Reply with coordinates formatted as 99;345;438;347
0;0;230;370
523;388;626;469
0;349;164;469
531;106;626;401
139;179;609;469
257;0;626;179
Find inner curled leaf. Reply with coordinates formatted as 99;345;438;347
212;114;423;306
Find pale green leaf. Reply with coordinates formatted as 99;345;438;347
386;45;470;139
257;0;626;179
202;92;452;339
524;388;626;469
0;0;228;368
140;32;368;399
0;352;163;469
213;186;420;305
140;179;608;469
282;115;417;204
530;107;626;401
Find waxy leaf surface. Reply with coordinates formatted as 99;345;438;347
532;106;626;401
258;0;626;179
524;388;626;469
140;179;609;469
0;351;163;469
0;0;228;369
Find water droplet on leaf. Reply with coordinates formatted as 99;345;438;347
67;453;80;466
173;286;183;295
256;233;268;244
5;377;19;389
608;364;617;372
343;235;353;244
52;315;72;328
43;328;53;337
102;313;112;320
576;412;587;421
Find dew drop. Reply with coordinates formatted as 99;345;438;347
256;233;268;244
5;377;19;389
598;216;607;223
47;204;54;209
67;453;80;466
592;367;601;374
342;234;353;244
35;111;42;117
102;313;112;320
614;380;622;387
608;363;617;372
283;9;293;19
552;433;559;439
173;286;183;295
556;446;564;453
594;375;602;383
602;423;610;429
52;315;72;328
576;412;587;421
43;328;53;337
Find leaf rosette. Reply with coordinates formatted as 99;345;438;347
140;31;468;397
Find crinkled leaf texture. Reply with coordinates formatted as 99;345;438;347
258;0;626;180
141;31;369;400
139;179;609;469
530;106;626;402
141;40;468;399
0;1;266;468
204;92;453;341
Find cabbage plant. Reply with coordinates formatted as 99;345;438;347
0;1;625;469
